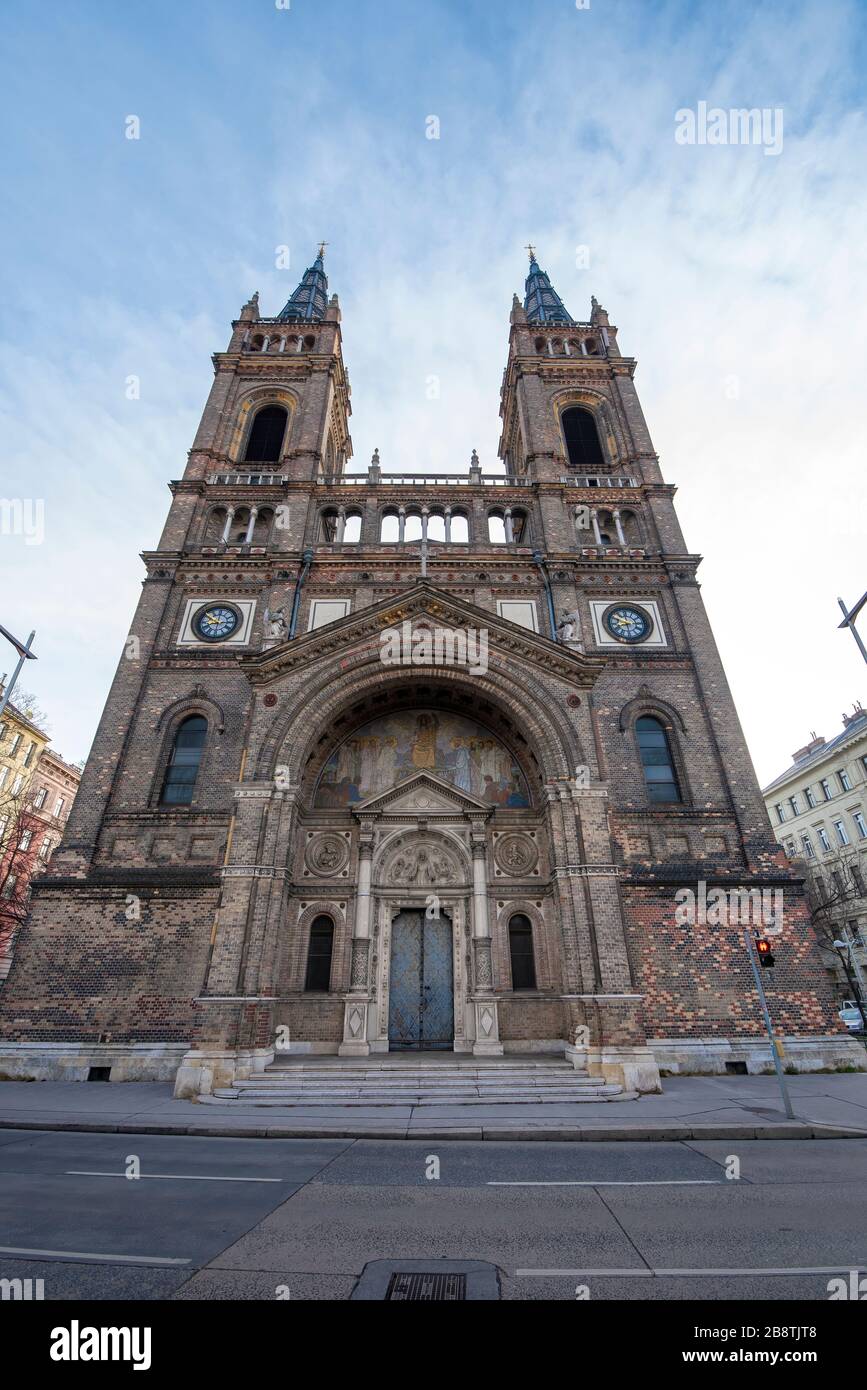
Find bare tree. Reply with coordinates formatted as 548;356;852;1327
0;782;45;984
3;687;50;736
801;846;867;1032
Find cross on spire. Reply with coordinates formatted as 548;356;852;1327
317;241;329;260
526;243;537;262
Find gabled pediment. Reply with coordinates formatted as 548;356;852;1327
240;580;602;688
352;771;492;819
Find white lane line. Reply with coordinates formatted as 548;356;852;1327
517;1265;867;1277
66;1171;281;1183
488;1179;726;1187
0;1245;190;1266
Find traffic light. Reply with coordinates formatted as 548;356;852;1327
755;938;776;969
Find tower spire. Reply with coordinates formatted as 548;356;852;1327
277;245;330;322
523;248;574;325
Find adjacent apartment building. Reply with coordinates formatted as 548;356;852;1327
0;695;80;982
763;704;867;1002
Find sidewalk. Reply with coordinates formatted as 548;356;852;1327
1;1073;867;1140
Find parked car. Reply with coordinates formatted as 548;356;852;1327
838;1003;867;1033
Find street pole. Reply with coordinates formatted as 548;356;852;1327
744;927;796;1120
0;626;37;722
838;593;867;666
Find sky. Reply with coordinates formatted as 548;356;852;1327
0;0;865;784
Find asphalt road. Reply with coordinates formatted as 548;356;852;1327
1;1128;866;1301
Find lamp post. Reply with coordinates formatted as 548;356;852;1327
0;624;37;722
838;592;867;666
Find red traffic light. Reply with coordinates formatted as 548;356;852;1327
755;938;776;968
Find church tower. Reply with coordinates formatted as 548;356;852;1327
0;249;854;1095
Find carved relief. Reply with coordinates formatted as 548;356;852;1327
304;833;350;877
384;840;462;886
350;938;370;990
493;833;539;877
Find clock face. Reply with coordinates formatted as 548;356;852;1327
603;604;652;644
193;604;240;643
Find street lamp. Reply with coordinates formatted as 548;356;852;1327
838;592;867;666
0;624;37;722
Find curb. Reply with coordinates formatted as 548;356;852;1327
0;1117;865;1141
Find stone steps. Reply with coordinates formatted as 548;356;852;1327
197;1057;632;1107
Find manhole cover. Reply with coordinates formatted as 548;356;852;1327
386;1272;466;1302
352;1260;500;1301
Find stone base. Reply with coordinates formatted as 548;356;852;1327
174;1049;238;1098
651;1034;866;1077
339;994;371;1057
471;997;503;1056
0;1042;188;1085
565;1043;662;1094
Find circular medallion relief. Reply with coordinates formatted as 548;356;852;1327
304;834;350;877
494;834;539;877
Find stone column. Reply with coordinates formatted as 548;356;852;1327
222;507;236;544
244;507;259;545
398;508;406;543
444;507;452;543
469;822;502;1056
591;509;603;548
336;507;347;544
613;509;626;546
504;508;515;544
339;831;374;1057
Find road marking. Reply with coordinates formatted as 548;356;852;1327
489;1179;725;1187
66;1171;281;1183
517;1265;867;1277
0;1245;190;1266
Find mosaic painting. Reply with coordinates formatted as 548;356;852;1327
314;709;531;808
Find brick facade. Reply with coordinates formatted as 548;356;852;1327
0;256;856;1092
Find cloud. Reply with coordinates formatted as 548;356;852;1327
0;0;864;781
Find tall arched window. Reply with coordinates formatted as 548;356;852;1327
562;406;605;472
305;916;335;992
636;717;681;804
160;716;207;806
244;406;288;463
509;914;537;990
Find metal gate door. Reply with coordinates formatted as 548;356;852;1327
388;910;454;1050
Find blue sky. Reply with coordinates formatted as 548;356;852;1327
0;0;865;782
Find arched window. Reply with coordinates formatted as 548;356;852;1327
562;406;605;472
305;915;335;992
636;717;681;804
244;406;288;464
380;510;400;543
160;716;207;806
509;914;537;990
488;512;507;544
427;514;446;543
343;513;362;544
450;512;469;543
404;513;423;543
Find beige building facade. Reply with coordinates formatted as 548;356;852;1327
763;705;867;1002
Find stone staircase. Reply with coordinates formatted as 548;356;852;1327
198;1056;635;1107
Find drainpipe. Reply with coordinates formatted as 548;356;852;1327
289;549;314;639
533;552;559;642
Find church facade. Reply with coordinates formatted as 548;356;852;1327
0;251;858;1095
